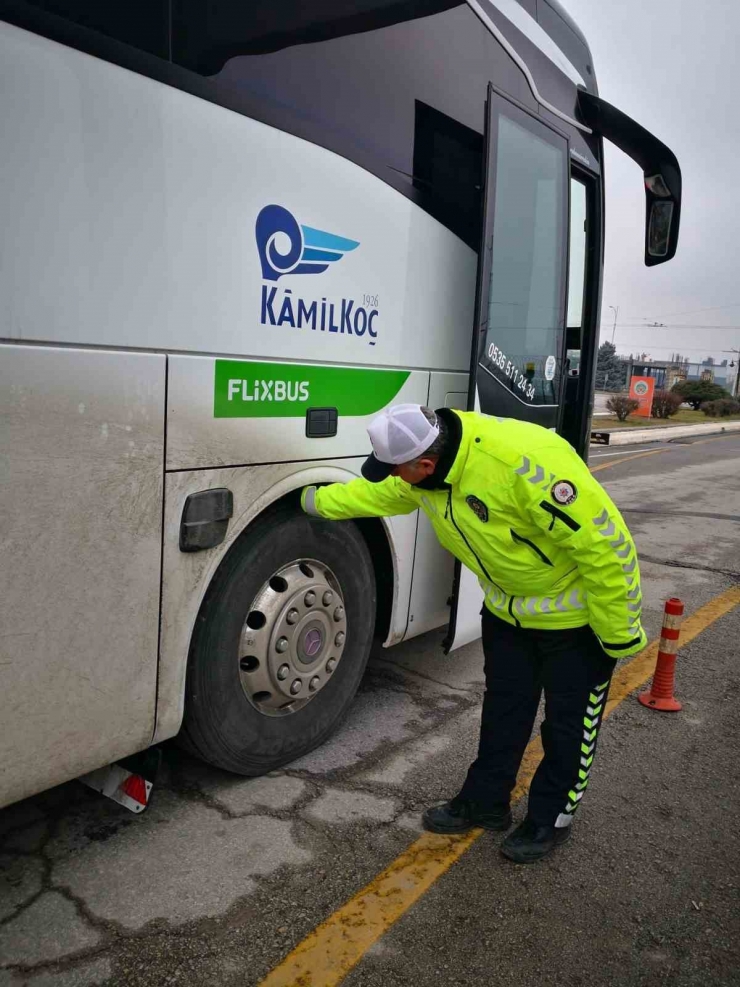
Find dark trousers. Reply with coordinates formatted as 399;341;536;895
458;609;615;827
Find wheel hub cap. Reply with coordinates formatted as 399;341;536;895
237;560;348;716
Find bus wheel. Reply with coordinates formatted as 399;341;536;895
180;508;376;775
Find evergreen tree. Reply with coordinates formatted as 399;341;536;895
672;380;729;410
595;341;627;390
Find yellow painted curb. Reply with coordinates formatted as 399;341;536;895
258;586;740;987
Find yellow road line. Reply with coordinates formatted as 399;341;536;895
258;586;740;987
590;448;669;473
590;428;740;473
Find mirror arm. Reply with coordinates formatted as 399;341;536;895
577;89;682;266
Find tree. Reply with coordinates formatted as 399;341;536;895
595;341;627;391
672;380;730;410
651;390;682;419
606;395;639;422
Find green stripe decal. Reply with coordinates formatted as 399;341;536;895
214;360;410;419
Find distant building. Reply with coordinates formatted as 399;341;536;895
624;356;735;393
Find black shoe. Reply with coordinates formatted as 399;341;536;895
500;818;571;864
422;798;512;834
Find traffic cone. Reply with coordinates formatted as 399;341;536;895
639;598;684;711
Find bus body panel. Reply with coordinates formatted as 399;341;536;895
404;372;469;639
0;345;164;808
154;460;419;745
166;357;430;471
0;20;476;375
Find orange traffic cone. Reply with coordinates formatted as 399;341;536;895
639;598;684;711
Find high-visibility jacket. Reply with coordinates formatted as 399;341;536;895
301;411;647;659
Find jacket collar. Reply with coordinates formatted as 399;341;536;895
415;408;465;491
440;408;472;487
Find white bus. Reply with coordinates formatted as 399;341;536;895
0;0;681;809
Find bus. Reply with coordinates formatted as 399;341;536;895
0;0;681;809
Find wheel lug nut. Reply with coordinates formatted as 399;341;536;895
276;637;289;653
277;664;289;680
322;590;333;606
335;631;345;647
290;679;302;695
333;606;344;622
309;676;320;692
304;591;316;607
286;609;300;625
326;658;337;673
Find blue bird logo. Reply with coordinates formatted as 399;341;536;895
256;205;360;282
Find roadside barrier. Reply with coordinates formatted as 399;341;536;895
638;598;684;711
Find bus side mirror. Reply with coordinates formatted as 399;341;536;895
645;174;679;263
577;91;682;266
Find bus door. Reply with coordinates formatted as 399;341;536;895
559;167;602;457
443;84;571;653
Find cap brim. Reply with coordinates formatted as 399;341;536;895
361;454;395;483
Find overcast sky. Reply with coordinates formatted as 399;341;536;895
561;0;740;367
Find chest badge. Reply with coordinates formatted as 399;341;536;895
466;495;489;523
552;480;578;506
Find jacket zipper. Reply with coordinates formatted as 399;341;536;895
445;489;516;623
510;529;553;567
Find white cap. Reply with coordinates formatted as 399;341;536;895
362;404;440;482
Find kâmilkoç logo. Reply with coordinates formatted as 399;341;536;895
256;204;359;282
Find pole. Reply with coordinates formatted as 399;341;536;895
639;598;684;711
609;305;619;346
722;347;740;399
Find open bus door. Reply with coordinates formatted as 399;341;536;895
443;86;682;654
443;84;571;652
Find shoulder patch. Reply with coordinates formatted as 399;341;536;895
552;480;578;506
466;495;489;523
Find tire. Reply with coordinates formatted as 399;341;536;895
180;506;376;775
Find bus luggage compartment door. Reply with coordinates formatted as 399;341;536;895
0;345;165;808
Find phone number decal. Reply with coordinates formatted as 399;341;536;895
487;343;535;401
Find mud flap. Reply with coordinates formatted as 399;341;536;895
78;748;162;814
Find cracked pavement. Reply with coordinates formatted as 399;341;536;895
1;435;739;987
0;641;484;987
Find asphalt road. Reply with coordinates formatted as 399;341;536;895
1;433;739;987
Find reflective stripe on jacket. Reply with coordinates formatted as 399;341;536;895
301;411;647;659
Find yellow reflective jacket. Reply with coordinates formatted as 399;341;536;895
301;411;647;659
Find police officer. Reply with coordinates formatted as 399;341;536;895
301;404;646;863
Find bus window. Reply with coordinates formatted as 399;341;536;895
560;175;591;448
413;101;483;250
483;112;567;408
567;178;588;338
20;0;169;58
